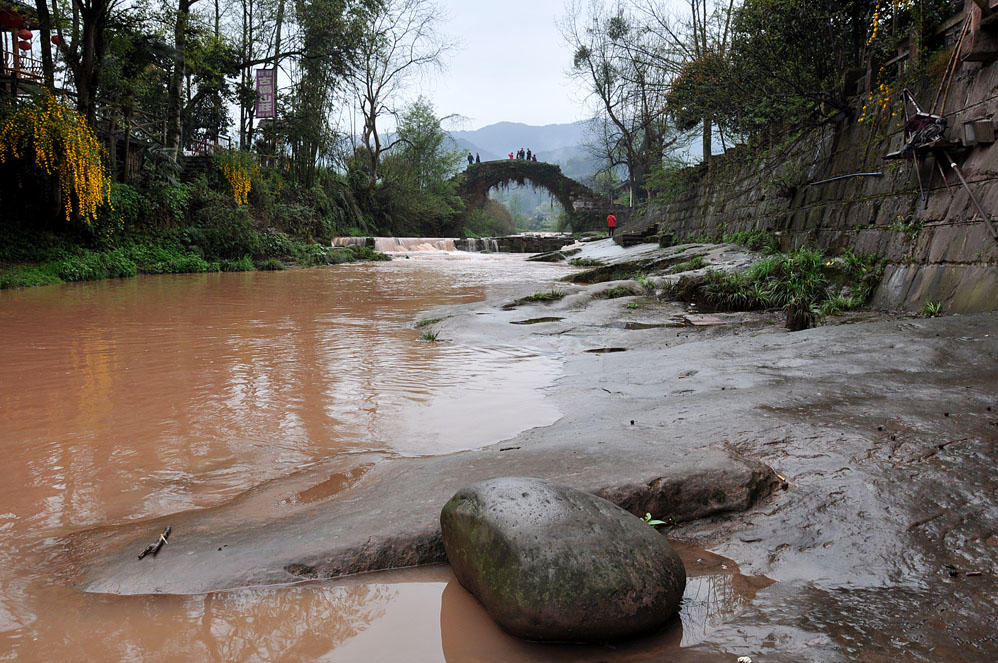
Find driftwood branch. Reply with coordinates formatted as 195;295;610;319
137;525;172;559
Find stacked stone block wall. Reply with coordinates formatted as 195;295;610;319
629;59;998;313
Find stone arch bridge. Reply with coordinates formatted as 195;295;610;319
454;160;625;229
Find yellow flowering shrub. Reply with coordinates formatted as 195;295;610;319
0;92;110;225
857;69;895;124
216;149;258;205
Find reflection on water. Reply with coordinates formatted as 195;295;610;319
0;254;573;662
676;545;776;648
17;546;766;663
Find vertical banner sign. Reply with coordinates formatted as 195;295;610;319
255;68;276;119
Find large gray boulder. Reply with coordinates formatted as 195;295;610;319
440;477;686;642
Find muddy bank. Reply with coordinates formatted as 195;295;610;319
62;240;996;660
405;244;997;660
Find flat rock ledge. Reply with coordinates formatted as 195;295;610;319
64;445;779;595
441;477;687;642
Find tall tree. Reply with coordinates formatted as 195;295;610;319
347;0;452;196
561;0;673;203
282;0;378;186
50;0;120;125
635;0;737;166
167;0;202;160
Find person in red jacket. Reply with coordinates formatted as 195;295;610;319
606;213;617;237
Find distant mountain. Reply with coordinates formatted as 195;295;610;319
447;120;601;179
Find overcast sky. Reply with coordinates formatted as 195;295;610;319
415;0;588;130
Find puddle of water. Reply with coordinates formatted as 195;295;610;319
511;317;565;325
585;347;628;353
106;542;764;663
36;543;768;662
289;464;374;504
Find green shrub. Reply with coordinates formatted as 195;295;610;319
155;185;192;226
594;284;641;299
523;290;567;302
52;249;137;282
0;264;62;288
569;257;604;267
722;230;779;253
670;256;707;273
220;256;255;272
257;257;286;271
184;204;261;260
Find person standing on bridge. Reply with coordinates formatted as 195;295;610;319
607;212;617;238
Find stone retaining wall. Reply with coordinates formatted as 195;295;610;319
624;55;998;313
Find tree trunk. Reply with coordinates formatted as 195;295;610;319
702;120;711;168
34;0;55;88
166;0;197;161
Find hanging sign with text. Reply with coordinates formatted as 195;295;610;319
255;68;276;119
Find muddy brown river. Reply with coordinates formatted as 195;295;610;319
0;252;769;662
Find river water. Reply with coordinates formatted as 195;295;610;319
0;251;765;662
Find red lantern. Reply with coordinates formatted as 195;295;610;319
17;40;31;50
51;35;61;45
16;29;32;40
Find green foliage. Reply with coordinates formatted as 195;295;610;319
889;216;923;242
670;247;883;330
107;183;147;226
523;290;567;302
416;317;443;328
594;285;642;299
257;257;286;271
122;241;212;274
417;329;440;342
155;185;192;226
220;256;254;272
818;294;862;316
670;0;954;143
464;200;516;237
641;513;666;528
670;256;707;273
360;99;465;237
645;158;701;201
569;257;604;267
922;300;942;317
722;230;780;253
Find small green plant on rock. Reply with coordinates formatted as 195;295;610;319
595;285;641;299
416;317;443;328
670;255;707;273
922;300;942;317
524;290;567;302
889;215;923;242
417;329;440;341
641;513;666;527
641;512;680;528
569;257;603;267
721;230;779;253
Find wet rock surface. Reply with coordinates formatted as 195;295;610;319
64;240;997;662
440;477;686;641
